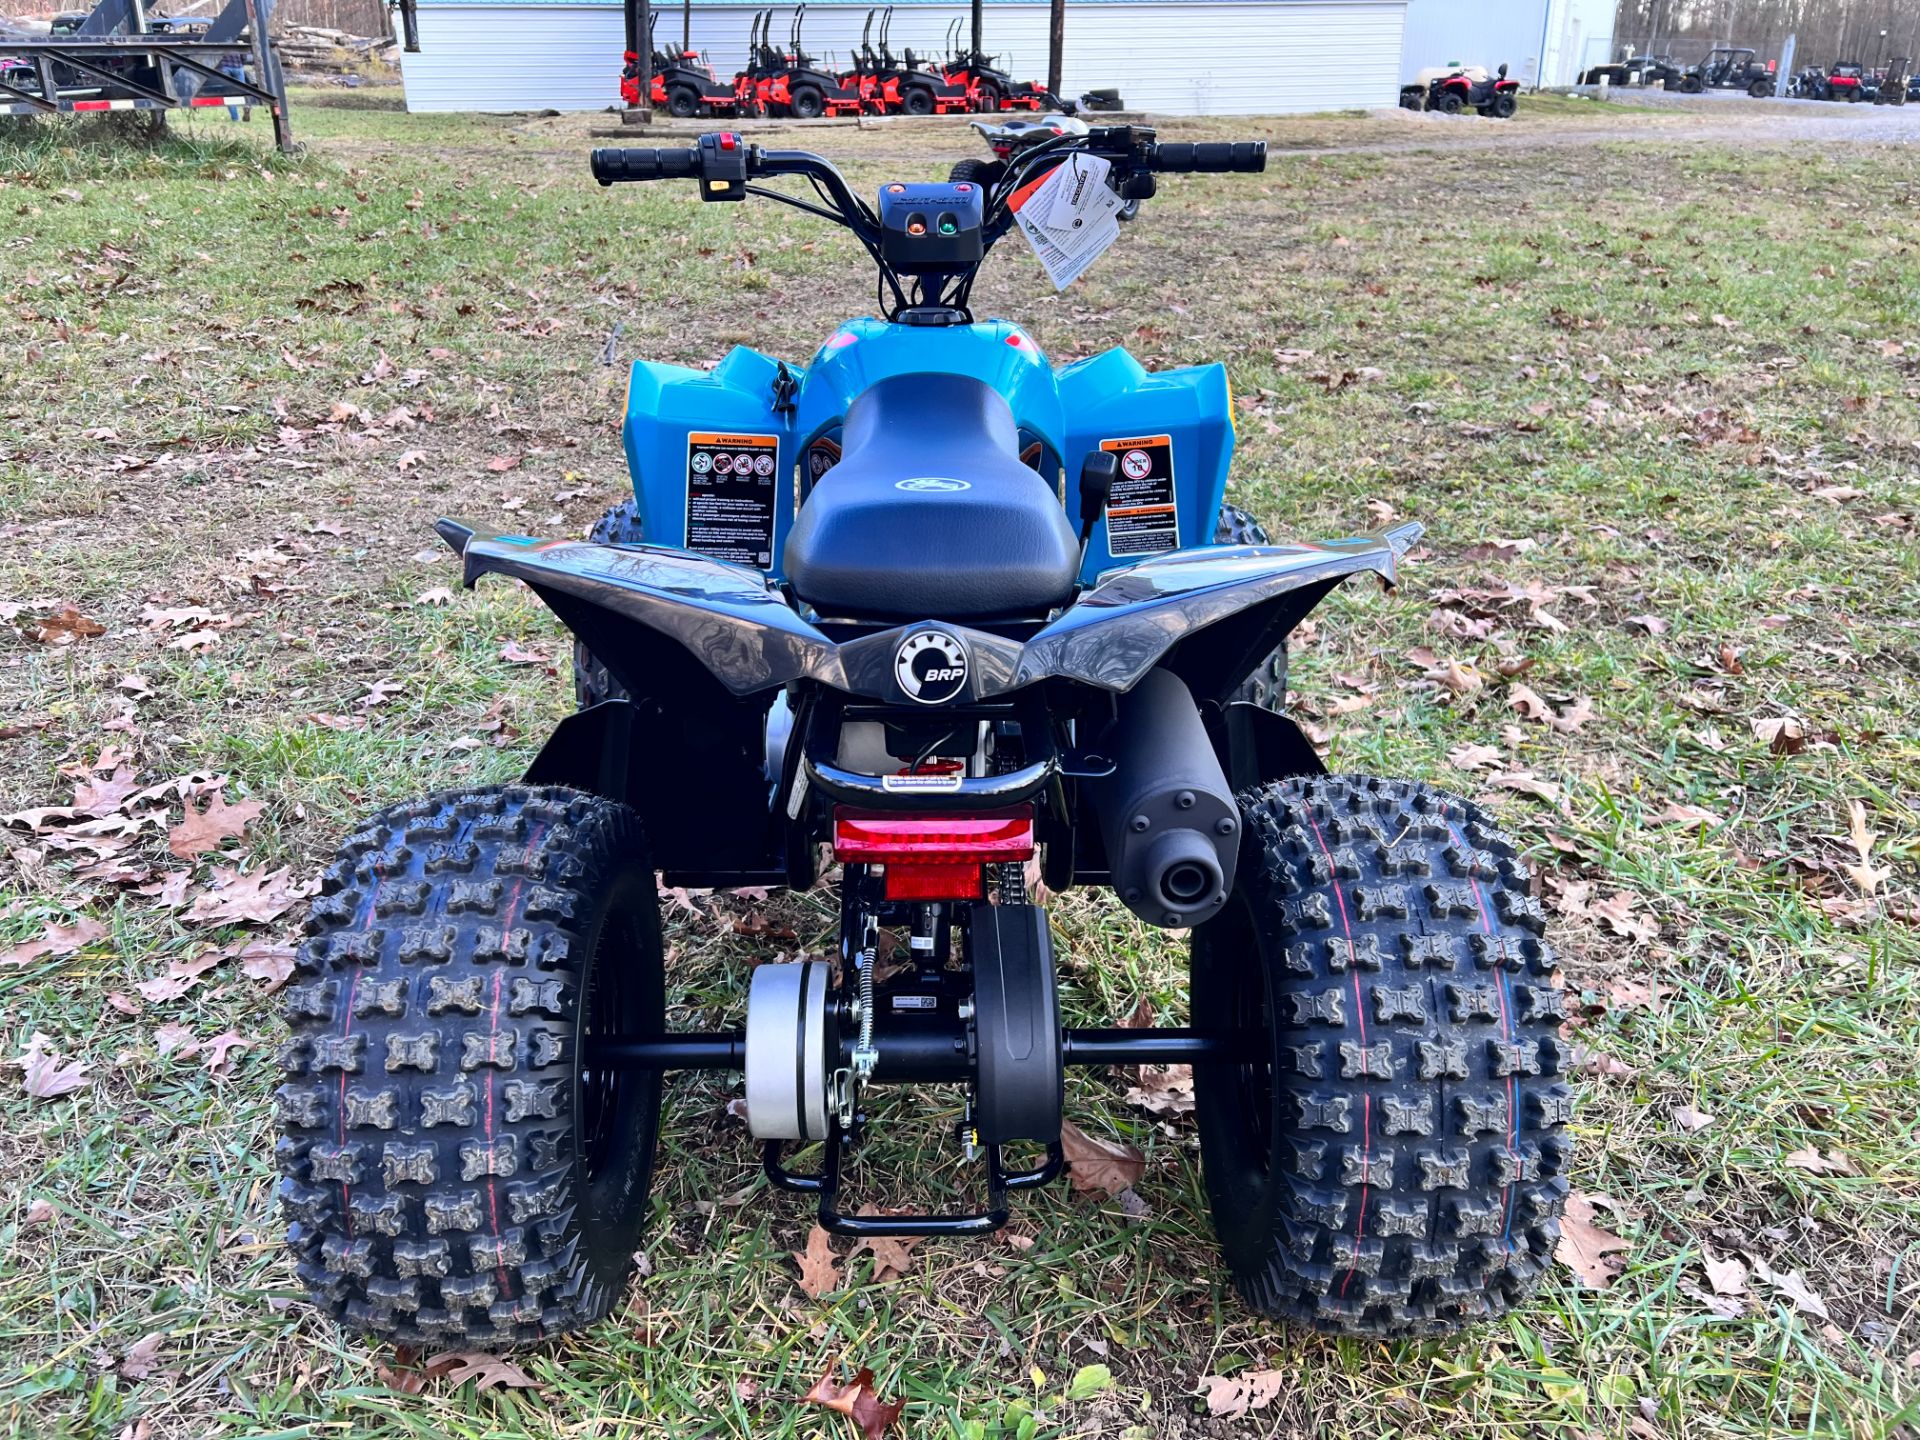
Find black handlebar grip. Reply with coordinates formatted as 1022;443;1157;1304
589;147;702;186
1152;140;1267;174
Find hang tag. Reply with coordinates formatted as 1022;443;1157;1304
1012;153;1124;290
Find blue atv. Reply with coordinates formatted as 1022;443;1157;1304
280;127;1572;1348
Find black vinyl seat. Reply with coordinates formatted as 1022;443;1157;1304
783;373;1082;619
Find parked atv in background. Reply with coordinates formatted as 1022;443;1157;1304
1580;52;1680;86
1824;61;1867;100
1426;63;1519;117
278;124;1573;1352
950;114;1140;220
1676;46;1775;96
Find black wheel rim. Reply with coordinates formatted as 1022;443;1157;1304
1194;892;1277;1219
575;871;660;1188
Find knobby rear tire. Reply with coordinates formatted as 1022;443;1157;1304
279;785;665;1347
573;499;645;709
1191;774;1574;1336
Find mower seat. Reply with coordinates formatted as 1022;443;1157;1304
783;373;1081;619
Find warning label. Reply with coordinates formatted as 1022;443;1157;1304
685;431;778;568
1100;434;1178;556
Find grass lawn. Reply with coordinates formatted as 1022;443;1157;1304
0;90;1916;1439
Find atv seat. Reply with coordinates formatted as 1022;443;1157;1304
783;373;1081;619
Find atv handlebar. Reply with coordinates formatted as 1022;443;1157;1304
588;127;1264;319
590;147;703;184
1149;140;1267;173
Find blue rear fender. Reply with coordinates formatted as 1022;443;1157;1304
619;319;1236;587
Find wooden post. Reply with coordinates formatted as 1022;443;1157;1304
970;0;981;62
1047;0;1064;97
682;0;690;57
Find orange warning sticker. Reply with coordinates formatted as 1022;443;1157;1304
686;431;778;567
1099;433;1177;556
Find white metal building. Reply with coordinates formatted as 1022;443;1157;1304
1399;0;1613;85
395;0;1409;115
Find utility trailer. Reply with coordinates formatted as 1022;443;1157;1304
0;0;291;150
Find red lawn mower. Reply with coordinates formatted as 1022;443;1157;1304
749;5;863;118
1426;62;1520;117
622;10;749;117
939;17;1055;111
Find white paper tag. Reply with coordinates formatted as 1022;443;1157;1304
1013;153;1124;290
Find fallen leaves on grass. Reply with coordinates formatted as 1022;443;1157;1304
1123;1065;1194;1117
167;790;263;859
26;604;106;646
1060;1119;1146;1197
1589;891;1658;943
1490;770;1562;805
793;1224;842;1298
1656;800;1722;828
1199;1368;1286;1419
1447;741;1505;772
237;940;297;992
0;916;107;968
849;1213;923;1283
421;1350;541;1392
1671;1105;1716;1133
802;1359;904;1440
184;866;314;926
1555;1192;1630;1288
118;1332;169;1381
1702;1250;1748;1298
498;640;552;667
1843;800;1892;898
1783;1145;1855;1174
1752;715;1806;755
16;1032;90;1099
1749;1257;1829;1319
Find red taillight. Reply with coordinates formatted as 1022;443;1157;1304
833;806;1035;901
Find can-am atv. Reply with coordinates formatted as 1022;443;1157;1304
1426;62;1520;117
278;126;1573;1350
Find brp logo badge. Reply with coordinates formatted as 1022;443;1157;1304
895;477;971;492
894;629;969;705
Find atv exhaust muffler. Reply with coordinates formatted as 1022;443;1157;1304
1084;668;1239;928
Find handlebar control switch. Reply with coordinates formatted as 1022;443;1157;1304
697;131;750;201
878;182;984;276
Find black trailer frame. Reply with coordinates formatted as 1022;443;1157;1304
0;0;292;151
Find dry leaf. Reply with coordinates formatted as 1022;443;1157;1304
153;1021;200;1058
1752;715;1806;755
184;866;314;926
118;1332;168;1381
167;791;264;860
793;1224;842;1298
1590;891;1658;943
1844;800;1891;897
1656;801;1721;828
422;1349;541;1391
1672;1105;1715;1133
1490;770;1563;805
1782;1146;1854;1175
802;1359;905;1440
1508;684;1555;722
1447;742;1505;772
498;640;552;667
1703;1250;1748;1297
1123;1064;1195;1117
849;1213;923;1283
1060;1119;1146;1197
1748;1258;1829;1319
17;1033;90;1099
1555;1192;1630;1287
238;941;297;992
1200;1369;1287;1419
1;916;108;968
29;605;106;646
202;1030;252;1078
1625;614;1669;635
1549;695;1595;734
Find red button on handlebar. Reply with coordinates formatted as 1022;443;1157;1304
720;132;737;150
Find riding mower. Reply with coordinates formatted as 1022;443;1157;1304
279;125;1573;1350
1426;63;1520;117
838;8;893;113
620;11;748;117
752;4;864;118
895;27;973;114
939;16;1054;112
1824;60;1867;100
